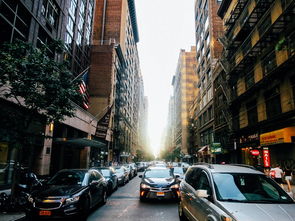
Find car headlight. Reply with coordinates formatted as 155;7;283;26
28;195;34;203
65;195;80;205
170;184;179;189
140;183;151;189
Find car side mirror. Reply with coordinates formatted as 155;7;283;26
139;175;142;178
196;189;209;198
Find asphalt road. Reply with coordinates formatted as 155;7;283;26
87;173;179;221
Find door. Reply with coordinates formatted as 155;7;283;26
190;170;213;221
181;168;201;221
88;171;101;206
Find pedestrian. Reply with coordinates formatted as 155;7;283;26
284;167;293;192
271;164;284;188
264;167;271;177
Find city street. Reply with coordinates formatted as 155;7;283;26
87;173;178;221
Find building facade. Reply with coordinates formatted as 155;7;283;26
193;0;223;162
172;47;198;159
90;0;144;163
0;0;98;189
218;0;295;168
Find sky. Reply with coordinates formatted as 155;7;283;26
135;0;196;156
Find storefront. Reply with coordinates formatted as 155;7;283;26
260;127;295;169
239;133;261;166
197;145;212;163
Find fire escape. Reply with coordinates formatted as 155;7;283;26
218;0;295;139
114;45;132;160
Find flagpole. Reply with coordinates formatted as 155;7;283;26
71;66;90;82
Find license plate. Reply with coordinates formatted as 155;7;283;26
39;210;51;216
157;192;165;196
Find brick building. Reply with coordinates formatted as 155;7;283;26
218;0;295;167
89;0;145;163
193;0;223;162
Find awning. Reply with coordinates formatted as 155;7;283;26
54;138;105;148
198;145;209;152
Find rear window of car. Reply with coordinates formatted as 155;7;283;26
144;169;173;178
100;169;110;177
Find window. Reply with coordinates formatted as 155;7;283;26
42;0;59;28
245;71;255;89
67;16;74;36
262;51;276;76
208;106;212;120
208;86;213;101
0;1;31;42
290;75;295;104
246;100;258;126
69;0;77;18
264;86;282;119
204;17;209;31
185;168;202;190
196;171;212;195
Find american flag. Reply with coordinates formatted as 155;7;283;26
79;71;90;109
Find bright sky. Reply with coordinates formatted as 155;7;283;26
135;0;195;156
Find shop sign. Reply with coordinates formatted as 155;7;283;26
239;133;259;144
250;149;260;156
263;149;271;167
211;143;222;154
260;127;295;146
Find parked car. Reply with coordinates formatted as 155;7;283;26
115;166;129;185
123;164;134;179
179;164;295;221
92;167;118;195
139;167;180;201
130;163;138;176
26;169;107;220
0;160;14;185
136;162;147;172
172;167;185;181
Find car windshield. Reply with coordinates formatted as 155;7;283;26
100;169;110;177
213;173;294;203
173;167;184;174
47;170;86;186
144;169;173;178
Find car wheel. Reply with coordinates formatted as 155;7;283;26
80;197;90;219
102;189;107;205
178;201;188;221
107;183;113;195
114;179;119;190
139;196;146;202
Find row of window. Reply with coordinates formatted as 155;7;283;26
198;106;213;129
233;83;293;130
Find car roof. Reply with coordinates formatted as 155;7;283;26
147;166;169;170
92;167;111;170
190;164;263;174
59;169;89;172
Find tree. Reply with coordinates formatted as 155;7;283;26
0;40;82;202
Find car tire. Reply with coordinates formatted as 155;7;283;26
178;201;188;221
107;183;113;195
80;197;90;220
139;196;146;202
102;189;107;205
114;179;119;190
